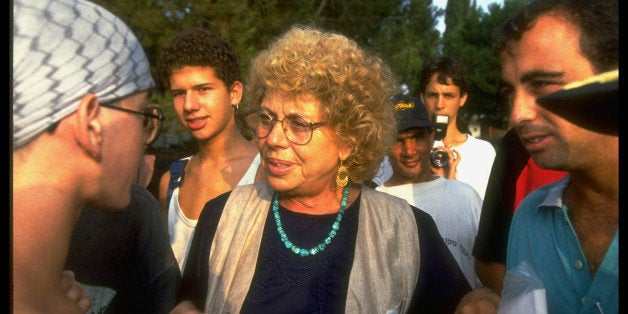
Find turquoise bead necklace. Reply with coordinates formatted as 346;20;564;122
272;185;350;257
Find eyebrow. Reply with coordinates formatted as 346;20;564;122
170;82;216;93
519;70;565;84
192;82;216;89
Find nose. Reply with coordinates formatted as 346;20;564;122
509;89;537;126
264;118;289;146
401;138;417;155
183;91;198;111
433;96;447;112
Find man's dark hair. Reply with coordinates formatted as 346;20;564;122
418;56;470;96
495;0;618;73
157;28;241;90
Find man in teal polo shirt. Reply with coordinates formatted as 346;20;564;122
455;0;618;313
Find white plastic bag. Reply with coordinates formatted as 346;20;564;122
497;260;547;314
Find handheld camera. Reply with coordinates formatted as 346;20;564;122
430;114;450;167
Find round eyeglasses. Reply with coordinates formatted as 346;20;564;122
245;110;327;145
100;103;165;145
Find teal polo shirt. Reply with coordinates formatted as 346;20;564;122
507;176;618;314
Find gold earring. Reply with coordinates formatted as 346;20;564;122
232;103;239;113
336;160;349;187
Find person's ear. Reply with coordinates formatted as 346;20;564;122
230;81;244;107
337;139;354;164
459;92;468;107
75;94;103;160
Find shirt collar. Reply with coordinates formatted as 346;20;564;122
537;174;571;212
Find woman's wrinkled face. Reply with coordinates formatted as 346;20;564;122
256;91;346;196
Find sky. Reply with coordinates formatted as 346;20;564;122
433;0;505;34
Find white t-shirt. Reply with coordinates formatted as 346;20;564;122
372;134;496;200
168;153;262;271
376;177;483;288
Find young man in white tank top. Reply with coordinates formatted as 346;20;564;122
157;28;265;271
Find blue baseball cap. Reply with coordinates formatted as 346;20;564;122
393;94;435;132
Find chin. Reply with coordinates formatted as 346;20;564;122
267;177;298;192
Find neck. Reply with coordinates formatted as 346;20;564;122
386;171;436;186
279;185;351;215
444;123;466;145
196;130;256;162
565;169;618;213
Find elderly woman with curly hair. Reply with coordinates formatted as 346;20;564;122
173;25;470;314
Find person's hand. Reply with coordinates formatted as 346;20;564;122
455;287;500;314
60;270;91;312
170;300;204;314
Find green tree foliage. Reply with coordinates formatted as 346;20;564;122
372;0;441;95
443;0;470;38
442;0;527;129
94;0;438;93
92;0;521;150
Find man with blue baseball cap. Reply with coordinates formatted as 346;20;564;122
376;94;484;289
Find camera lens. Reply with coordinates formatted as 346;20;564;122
430;148;449;167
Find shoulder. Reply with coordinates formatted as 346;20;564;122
511;179;566;228
127;184;161;216
360;186;417;223
410;205;436;227
408;205;443;245
131;184;159;203
197;191;232;225
361;186;410;207
464;135;496;152
200;181;271;216
122;186;171;236
442;178;482;199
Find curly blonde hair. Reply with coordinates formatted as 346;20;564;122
244;25;399;183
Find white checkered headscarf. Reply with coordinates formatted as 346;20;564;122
12;0;155;149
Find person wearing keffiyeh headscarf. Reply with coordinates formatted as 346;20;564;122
12;0;157;312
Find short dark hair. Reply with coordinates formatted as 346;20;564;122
157;28;241;90
495;0;618;73
419;56;469;96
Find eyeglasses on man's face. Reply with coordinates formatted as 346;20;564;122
100;102;165;145
245;110;326;145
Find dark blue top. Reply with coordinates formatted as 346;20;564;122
66;184;181;314
179;189;470;313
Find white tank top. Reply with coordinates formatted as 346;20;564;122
168;153;262;271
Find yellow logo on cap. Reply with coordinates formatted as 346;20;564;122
394;101;415;112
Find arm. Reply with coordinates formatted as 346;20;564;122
408;206;472;314
158;170;171;231
472;130;519;292
13;192;86;314
176;192;231;310
475;261;507;293
130;185;182;314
